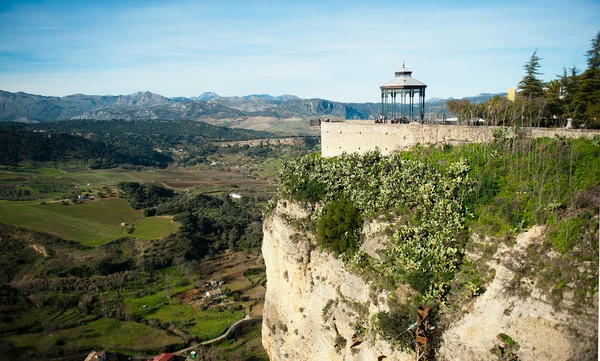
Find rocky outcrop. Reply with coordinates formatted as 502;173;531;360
438;226;598;361
262;201;598;361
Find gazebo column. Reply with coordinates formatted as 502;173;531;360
404;90;407;118
386;89;390;121
383;89;388;116
410;89;414;120
421;89;426;119
392;91;397;119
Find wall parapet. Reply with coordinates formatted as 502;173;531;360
321;121;600;157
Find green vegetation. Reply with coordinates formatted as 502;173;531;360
0;199;178;246
374;305;415;352
148;305;243;340
9;118;271;141
316;198;362;255
0;130;171;168
7;318;184;355
0;223;261;359
490;333;520;361
548;215;584;253
279;151;473;301
133;217;178;239
0;119;274;170
207;319;269;361
118;182;176;209
0;201;128;246
42;198;142;225
0;177;270;359
518;49;544;99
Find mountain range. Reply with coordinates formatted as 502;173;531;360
0;90;506;124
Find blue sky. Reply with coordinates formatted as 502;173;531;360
0;0;598;102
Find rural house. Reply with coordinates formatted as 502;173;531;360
205;288;222;298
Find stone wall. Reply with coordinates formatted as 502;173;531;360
321;121;600;157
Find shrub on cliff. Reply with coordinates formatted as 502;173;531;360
316;198;362;255
279;150;474;300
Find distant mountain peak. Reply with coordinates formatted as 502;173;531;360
195;92;220;101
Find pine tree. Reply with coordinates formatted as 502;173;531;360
586;31;600;70
559;65;581;121
518;50;545;99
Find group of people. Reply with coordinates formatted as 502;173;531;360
318;116;330;125
375;113;410;124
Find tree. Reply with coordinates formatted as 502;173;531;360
316;198;362;255
558;65;581;123
543;79;564;125
518;50;544;99
573;32;600;127
586;31;600;71
445;99;469;117
486;96;511;126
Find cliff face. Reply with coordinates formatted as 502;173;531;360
261;201;409;361
262;200;598;361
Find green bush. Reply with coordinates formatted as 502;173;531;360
316;198;362;255
478;175;499;204
405;271;434;294
548;216;584;253
291;176;326;203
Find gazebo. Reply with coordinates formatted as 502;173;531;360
380;64;427;122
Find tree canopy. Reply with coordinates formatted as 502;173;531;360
518;49;544;99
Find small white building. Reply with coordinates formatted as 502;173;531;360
205;288;223;298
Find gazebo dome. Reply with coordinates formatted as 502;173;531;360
380;65;427;89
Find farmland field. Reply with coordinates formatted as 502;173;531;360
41;198;142;225
0;199;178;246
0;165;278;201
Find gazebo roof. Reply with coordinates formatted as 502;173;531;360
380;65;427;89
